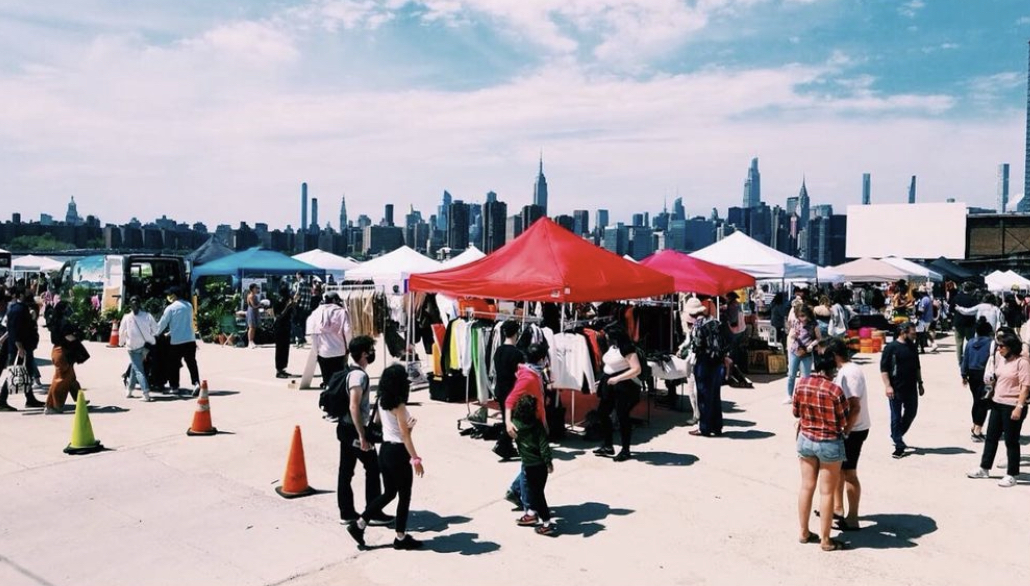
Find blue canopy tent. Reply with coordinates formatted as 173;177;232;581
190;248;325;289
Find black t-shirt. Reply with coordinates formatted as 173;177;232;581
951;292;977;329
493;344;525;400
880;339;921;391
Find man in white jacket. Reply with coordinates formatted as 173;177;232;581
119;296;158;401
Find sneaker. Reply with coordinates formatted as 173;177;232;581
998;475;1017;487
366;513;395;527
142;393;153;402
345;521;365;547
971;433;984;443
966;467;990;479
516;513;539;526
0;403;18;412
43;407;61;415
126;388;134;399
535;523;557;536
593;446;615;457
339;515;359;525
613;451;631;462
781;397;793;405
393;534;423;550
275;371;290;379
891;447;906;459
504;490;524;509
493;443;517;460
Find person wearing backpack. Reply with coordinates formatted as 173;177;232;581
688;301;727;437
336;335;392;527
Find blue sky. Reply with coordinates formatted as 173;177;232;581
0;0;1028;227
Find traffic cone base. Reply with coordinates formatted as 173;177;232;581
275;425;315;499
65;391;103;455
186;381;218;436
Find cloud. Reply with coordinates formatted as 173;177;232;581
1018;16;1030;25
966;71;1025;106
921;42;960;54
898;0;925;19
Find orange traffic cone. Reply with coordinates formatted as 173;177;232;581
107;320;120;348
275;426;315;499
186;380;217;436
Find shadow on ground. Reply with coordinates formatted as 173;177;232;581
419;532;501;555
632;451;699;467
721;429;776;440
842;513;938;550
407;511;473;533
909;446;975;456
549;502;634;538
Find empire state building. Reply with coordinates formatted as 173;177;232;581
533;155;548;216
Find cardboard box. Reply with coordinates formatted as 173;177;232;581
767;354;787;374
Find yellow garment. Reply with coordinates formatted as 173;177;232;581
448;323;460;371
432;343;443;377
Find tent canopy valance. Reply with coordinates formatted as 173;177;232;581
439;246;486;270
832;258;912;283
409;218;675;302
344;246;441;290
190;248;324;286
12;254;64;272
292;249;361;277
881;257;943;282
985;270;1030;292
690;232;818;280
929;256;981;283
639;250;755;296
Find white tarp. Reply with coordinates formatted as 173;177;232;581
987;270;1030;292
881;257;943;282
12;254;63;272
832;258;912;283
345;246;441;290
439;246;486;270
691;231;818;280
292;249;361;279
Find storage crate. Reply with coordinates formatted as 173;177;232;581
748;350;771;373
767;353;788;374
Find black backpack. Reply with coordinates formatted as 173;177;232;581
692;318;727;364
319;365;366;418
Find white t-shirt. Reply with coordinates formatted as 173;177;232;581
602;346;630;375
834;362;870;433
380;408;403;443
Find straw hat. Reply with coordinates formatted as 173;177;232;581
684;297;707;324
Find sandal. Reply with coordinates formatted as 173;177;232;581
821;538;847;552
835;519;861;532
813;510;845;522
798;531;818;544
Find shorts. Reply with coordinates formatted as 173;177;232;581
246;308;260;328
842;429;869;471
916;320;931;333
796;434;845;464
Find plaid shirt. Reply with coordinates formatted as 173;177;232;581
792;374;849;442
292;281;313;312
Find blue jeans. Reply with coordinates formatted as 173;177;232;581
510;467;530;512
787;353;812;398
694;360;725;435
127;348;149;392
889;389;919;449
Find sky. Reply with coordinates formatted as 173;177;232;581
1;0;1029;229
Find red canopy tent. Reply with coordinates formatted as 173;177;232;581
409;218;675;301
639;249;756;296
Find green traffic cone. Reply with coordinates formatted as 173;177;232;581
64;391;103;455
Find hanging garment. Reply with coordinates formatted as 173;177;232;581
550;333;597;392
471;325;492;402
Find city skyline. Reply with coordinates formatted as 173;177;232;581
1;1;1029;225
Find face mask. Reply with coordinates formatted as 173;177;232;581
167;296;175;303
366;352;376;365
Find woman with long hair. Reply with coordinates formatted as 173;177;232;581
44;301;83;415
785;304;821;404
594;326;642;462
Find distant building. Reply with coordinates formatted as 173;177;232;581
357;215;372;229
573;210;590;235
65;196;83;226
506;215;523;243
521;204;545;230
595;209;610;233
447;200;470;251
300;183;308;236
482;199;508;253
672;197;685;221
628;226;654;260
797;179;811;229
684;218;716;252
437;191;452;232
908;176;917;204
743;157;761;208
384;204;394;227
862;173;871;206
533;155;549;216
632;213;645;228
311;197;319;231
998;163;1010;213
554;214;575;233
40;214;53;226
363;226;404;256
602;223;628;256
339;195;348;231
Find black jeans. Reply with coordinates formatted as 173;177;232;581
523;464;550;522
980;403;1027;476
966;369;989;427
318;356;347;387
364;442;412;533
598;377;638;452
168;342;200;389
293;310;310;345
694;360;725;435
495;388;513;450
338;424;383;519
888;388;919;449
274;326;291;372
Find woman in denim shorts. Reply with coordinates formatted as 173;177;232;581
792;343;850;551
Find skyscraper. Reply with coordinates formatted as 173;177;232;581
573;210;590;236
862;173;871;205
482;199;507;253
998;163;1010;213
672;197;685;221
300;183;308;235
384;204;394;227
339;195;348;231
447;200;469;251
521;204;545;230
797;179;811;229
742;158;761;208
311;197;319;231
437;191;452;232
533;154;548;215
595;209;609;232
908;176;917;204
486;190;497;204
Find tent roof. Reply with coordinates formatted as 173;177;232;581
929;256;979;282
12;255;64;272
832;258;912;282
690;232;818;279
292;249;361;272
186;236;235;266
345;246;441;281
640;250;755;296
881;257;943;281
409;218;675;302
191;248;323;283
985;270;1025;292
439;246;486;270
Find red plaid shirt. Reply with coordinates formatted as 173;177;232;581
792;374;849;441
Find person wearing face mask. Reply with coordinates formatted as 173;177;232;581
118;296;158;401
155;286;201;397
337;335;392;528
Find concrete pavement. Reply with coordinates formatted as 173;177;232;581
0;335;1026;586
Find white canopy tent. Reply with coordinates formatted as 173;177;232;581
832;258;913;283
881;257;943;282
12;255;64;274
344;246;441;291
986;270;1030;292
292;249;361;280
439;246;486;270
691;231;818;280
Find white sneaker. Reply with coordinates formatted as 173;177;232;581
125;389;133;398
966;467;990;479
998;475;1017;487
192;384;201;397
781;397;792;405
142;392;152;402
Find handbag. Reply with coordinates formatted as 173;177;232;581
131;316;155;352
6;357;31;395
983;342;998;402
365;399;384;444
66;341;91;365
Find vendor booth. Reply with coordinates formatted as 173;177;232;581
881;257;943;282
691;232;818;280
292;249;361;282
439;246;486;270
344;246;441;291
639;250;756;296
831;257;913;283
11;254;63;274
186;236;235;268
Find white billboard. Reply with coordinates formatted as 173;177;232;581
845;202;967;260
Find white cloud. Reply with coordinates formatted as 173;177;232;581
1017;16;1030;25
899;0;926;19
921;42;960;54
